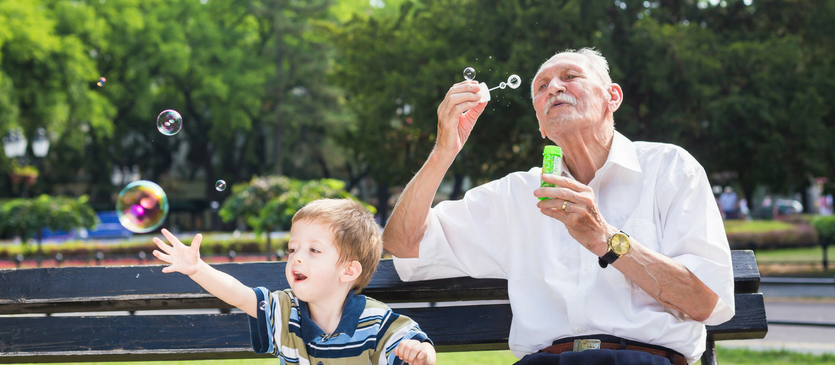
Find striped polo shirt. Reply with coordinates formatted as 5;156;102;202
249;287;432;365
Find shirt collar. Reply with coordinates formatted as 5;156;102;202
298;290;366;343
606;130;642;174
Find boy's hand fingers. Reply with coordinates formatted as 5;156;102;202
160;229;181;247
404;342;417;362
191;233;202;251
161;265;177;274
152;237;172;254
152;249;171;263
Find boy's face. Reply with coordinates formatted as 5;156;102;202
286;219;350;303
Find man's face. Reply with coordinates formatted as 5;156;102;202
532;54;611;138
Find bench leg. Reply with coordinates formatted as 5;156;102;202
700;339;718;365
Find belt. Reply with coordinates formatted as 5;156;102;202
540;335;687;365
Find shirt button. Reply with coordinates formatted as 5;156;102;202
577;328;583;333
583;266;589;272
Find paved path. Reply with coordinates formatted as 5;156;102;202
721;282;835;355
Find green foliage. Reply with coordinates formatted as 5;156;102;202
812;215;835;241
1;0;835;219
1;0;353;205
219;175;375;234
0;195;97;243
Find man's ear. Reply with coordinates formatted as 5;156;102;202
608;83;624;112
341;261;362;284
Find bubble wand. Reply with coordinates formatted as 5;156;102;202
463;67;522;102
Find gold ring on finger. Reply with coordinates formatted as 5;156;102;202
561;200;569;211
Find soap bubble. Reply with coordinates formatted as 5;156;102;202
259;301;267;310
215;180;227;191
96;77;106;87
463;67;476;80
156;109;183;136
116;180;169;233
499;82;507;89
507;74;522;89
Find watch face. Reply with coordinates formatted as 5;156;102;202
611;234;631;255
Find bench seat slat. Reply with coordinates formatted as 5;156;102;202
0;293;766;363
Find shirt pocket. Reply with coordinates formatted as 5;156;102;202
602;218;660;291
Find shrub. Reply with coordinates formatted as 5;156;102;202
726;221;819;249
812;215;835;242
219;176;376;234
0;233;290;260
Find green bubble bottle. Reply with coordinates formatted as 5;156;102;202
539;145;562;201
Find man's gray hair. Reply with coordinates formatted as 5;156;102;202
530;47;612;100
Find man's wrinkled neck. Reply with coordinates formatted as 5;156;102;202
549;121;614;185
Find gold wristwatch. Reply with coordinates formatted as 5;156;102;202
598;230;630;268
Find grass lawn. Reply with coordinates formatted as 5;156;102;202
754;246;835;263
724;219;796;234
24;348;835;365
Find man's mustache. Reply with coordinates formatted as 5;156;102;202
543;94;578;115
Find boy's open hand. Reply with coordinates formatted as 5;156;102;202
153;228;203;276
394;339;435;365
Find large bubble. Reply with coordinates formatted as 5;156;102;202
116;180;169;233
156;109;183;136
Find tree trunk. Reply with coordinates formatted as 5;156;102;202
376;181;391;226
273;41;284;176
266;229;272;261
449;173;465;201
800;185;811;214
36;231;43;256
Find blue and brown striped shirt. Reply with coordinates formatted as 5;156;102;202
249;287;431;365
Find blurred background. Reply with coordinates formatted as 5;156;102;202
1;0;835;262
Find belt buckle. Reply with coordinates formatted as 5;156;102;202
573;339;601;352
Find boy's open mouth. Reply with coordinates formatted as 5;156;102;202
293;271;308;282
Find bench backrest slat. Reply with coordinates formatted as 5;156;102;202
0;250;759;314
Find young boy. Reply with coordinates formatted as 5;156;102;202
153;198;436;365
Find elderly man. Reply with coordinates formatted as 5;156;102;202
383;48;735;365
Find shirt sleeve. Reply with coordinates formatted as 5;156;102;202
376;312;433;365
248;287;291;356
655;156;736;326
394;172;532;281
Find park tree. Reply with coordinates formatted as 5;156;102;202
4;0;355;211
0;0;116;199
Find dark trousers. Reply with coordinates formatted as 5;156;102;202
514;349;674;365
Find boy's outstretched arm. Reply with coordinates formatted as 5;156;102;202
153;228;257;318
394;340;436;365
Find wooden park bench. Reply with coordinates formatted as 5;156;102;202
0;250;766;364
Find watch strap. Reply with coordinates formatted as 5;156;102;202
598;251;619;268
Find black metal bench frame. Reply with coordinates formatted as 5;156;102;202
0;250;766;364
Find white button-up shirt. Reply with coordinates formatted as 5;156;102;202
393;131;735;364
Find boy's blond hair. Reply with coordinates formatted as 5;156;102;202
292;199;382;292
